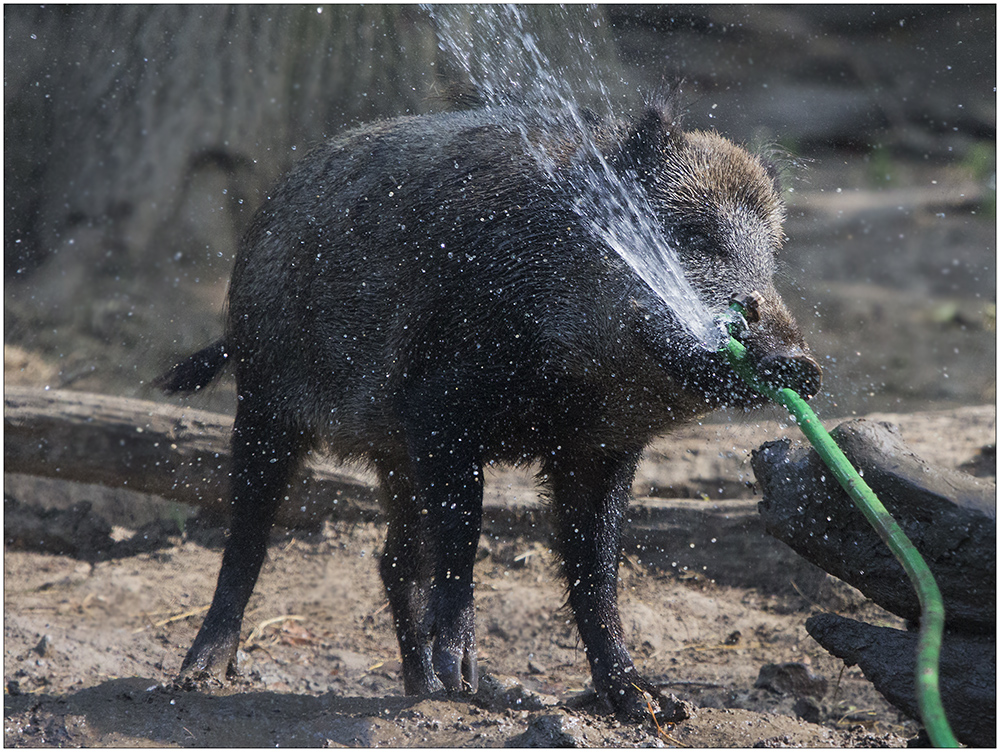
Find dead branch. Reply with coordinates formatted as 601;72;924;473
752;418;995;633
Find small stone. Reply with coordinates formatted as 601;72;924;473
512;713;585;747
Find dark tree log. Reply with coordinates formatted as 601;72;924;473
752;419;995;634
806;612;995;748
3;386;379;528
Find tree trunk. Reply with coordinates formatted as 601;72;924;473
5;5;439;279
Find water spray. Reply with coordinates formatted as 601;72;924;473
429;4;725;349
721;298;960;748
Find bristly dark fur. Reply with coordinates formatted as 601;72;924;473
152;339;228;394
758;141;810;192
648;78;688;123
162;95;821;722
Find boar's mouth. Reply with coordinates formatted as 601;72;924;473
753;351;823;401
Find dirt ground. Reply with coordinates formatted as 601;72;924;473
4;402;995;747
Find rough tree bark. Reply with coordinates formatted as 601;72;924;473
5;5;439;278
806;613;995;748
752;419;995;632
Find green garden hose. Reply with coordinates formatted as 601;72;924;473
722;302;960;748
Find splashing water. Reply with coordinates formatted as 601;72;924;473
428;5;726;350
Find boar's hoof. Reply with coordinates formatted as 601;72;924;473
605;675;692;725
401;646;446;696
405;673;447;696
401;629;478;694
757;352;823;399
433;633;479;693
177;632;241;684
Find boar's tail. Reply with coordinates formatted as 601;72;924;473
153;339;228;394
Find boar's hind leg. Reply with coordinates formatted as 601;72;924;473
179;399;305;680
379;426;484;695
547;448;666;721
378;465;443;694
422;446;483;694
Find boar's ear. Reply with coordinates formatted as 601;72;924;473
611;105;679;185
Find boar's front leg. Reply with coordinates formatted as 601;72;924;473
379;416;484;695
547;447;667;721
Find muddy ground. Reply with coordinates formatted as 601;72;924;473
4;402;995;747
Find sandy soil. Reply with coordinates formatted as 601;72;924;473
4;403;994;747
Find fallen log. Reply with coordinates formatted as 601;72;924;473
806;613;995;748
3;386;379;527
4;387;559;535
752;417;996;743
751;418;995;634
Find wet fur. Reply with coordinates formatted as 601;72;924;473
159;93;819;720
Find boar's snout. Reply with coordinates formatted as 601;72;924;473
756;351;823;400
728;291;822;400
